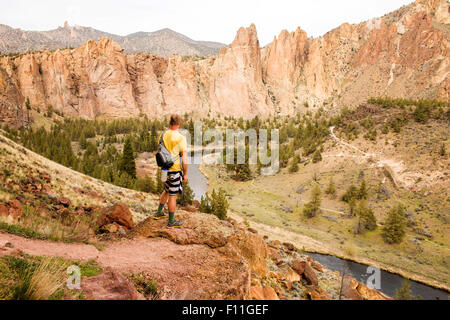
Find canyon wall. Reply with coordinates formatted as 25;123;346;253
0;0;448;125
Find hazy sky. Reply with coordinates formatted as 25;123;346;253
2;0;414;45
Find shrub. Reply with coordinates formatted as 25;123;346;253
129;272;158;299
200;188;229;220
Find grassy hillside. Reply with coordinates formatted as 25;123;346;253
201;100;450;291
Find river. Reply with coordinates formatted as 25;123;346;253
186;162;449;300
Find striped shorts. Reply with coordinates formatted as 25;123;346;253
164;171;183;196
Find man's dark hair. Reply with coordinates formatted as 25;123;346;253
170;114;182;126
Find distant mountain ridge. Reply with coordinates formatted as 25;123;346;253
0;22;225;57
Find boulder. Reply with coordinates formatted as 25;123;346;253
192;200;200;209
282;242;295;252
249;285;279;300
278;266;301;282
340;276;363;300
98;203;134;231
283;206;293;213
58;197;71;208
292;260;318;286
357;282;392;300
311;261;324;272
0;204;8;218
6;200;23;222
305;286;331;300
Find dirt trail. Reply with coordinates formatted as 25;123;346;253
329;126;404;187
0;232;225;299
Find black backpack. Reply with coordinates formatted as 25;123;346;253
156;131;177;170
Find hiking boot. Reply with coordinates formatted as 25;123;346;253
168;220;184;228
153;212;166;220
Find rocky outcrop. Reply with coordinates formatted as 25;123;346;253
0;199;23;223
81;267;145;300
0;0;447;124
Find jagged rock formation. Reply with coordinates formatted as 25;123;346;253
0;23;225;57
0;0;448;125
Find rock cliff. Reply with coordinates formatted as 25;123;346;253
0;0;448;125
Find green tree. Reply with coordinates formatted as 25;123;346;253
342;185;359;203
348;198;357;216
289;155;299;173
199;188;229;220
359;179;368;200
134;176;155;193
382;204;407;244
303;183;321;218
79;132;87;150
312;149;322;163
177;181;194;206
394;280;415;300
120;136;136;179
155;168;164;194
354;201;377;234
325;176;336;197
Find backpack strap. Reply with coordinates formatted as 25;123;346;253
160;130;181;164
159;131;167;146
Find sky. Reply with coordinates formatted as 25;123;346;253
1;0;414;45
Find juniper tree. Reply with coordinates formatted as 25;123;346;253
200;188;229;220
354;201;377;234
325;176;336;197
382;204;407;244
303;183;321;218
289;155;300;173
120;136;136;179
312;149;322;163
394;280;415;300
177;181;194;206
359;179;368;200
155;168;164;194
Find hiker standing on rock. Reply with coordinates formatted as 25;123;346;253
154;114;188;228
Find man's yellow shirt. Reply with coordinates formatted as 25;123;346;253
159;130;187;172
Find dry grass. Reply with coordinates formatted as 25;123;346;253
19;257;68;300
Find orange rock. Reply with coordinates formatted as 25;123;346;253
341;276;364;300
98;203;134;230
357;282;392;300
262;286;280;300
292;260;318;286
7;200;22;222
0;204;8;217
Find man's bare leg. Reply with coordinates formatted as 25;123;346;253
168;195;177;213
168;194;184;228
154;191;169;219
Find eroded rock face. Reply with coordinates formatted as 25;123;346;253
1;0;446;123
